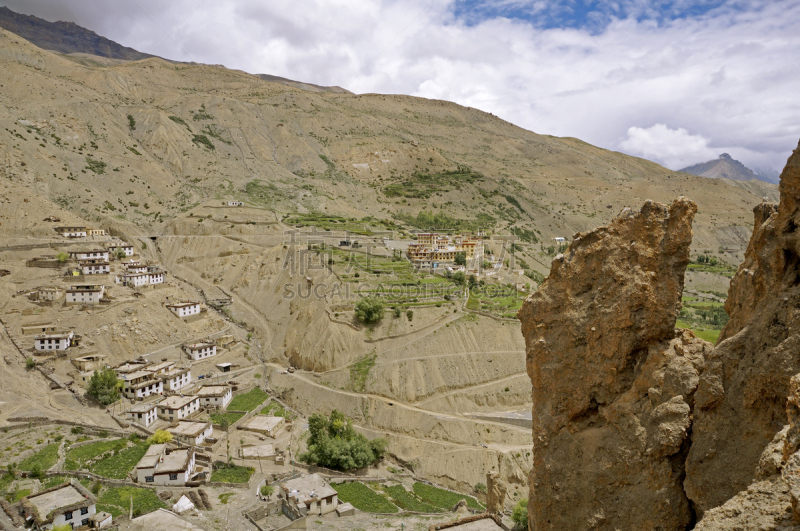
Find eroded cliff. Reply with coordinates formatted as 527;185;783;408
519;197;711;530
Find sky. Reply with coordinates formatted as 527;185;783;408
3;0;798;174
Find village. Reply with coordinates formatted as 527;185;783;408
0;219;519;531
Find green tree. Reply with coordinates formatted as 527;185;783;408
147;430;173;444
355;297;385;324
512;498;529;530
260;485;274;499
115;249;127;260
406;309;413;321
55;252;69;263
87;368;121;405
299;410;387;471
454;251;467;266
452;271;466;285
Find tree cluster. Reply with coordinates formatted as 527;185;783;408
355;297;385;324
299;410;387;471
87;367;121;405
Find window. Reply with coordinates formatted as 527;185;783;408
169;473;178;480
82;518;89;526
81;507;89;515
145;476;154;482
65;511;73;520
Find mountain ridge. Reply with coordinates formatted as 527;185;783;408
681;152;778;184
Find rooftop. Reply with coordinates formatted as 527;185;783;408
35;331;72;340
23;483;94;524
243;416;284;432
115;362;150;373
168;421;210;437
184;342;214;350
157;448;193;474
136;444;166;470
282;473;337;503
167;301;200;309
195;385;229;397
146;361;175;373
119;370;152;381
122;509;205;531
159;395;198;410
129;402;157;413
242;444;275;458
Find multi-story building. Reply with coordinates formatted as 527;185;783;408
54;226;87;238
128;403;158;427
71;354;108;373
120;272;149;287
407;232;484;268
182;342;216;361
147;266;165;285
281;474;339;517
144;361;175;377
135;444;196;486
167;302;201;318
161;367;192;392
168;421;213;446
105;242;134;256
120;370;163;400
20;481;98;530
34;331;74;352
157;395;200;421
122;260;148;273
65;284;106;305
196;385;232;409
69;249;109;261
79;259;110;275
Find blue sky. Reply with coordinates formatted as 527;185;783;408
1;0;797;172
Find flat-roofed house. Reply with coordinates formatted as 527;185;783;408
37;287;64;302
20;480;98;530
182;342;216;361
66;284;106;305
79;259;110;275
135;444;196;486
22;323;57;336
105;242;134;257
71;354;107;373
241;416;284;438
114;361;150;374
196;385;232;409
147;266;165;285
144;361;175;377
34;331;74;352
120;371;162;400
281;474;339;516
167;301;201;318
168;421;212;446
128;403;157;427
123;260;148;274
161;367;192;392
120;272;149;288
54;226;87;238
157;395;200;421
69;249;109;261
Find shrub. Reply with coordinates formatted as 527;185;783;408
475;482;487;494
299;410;387;471
147;430;172;444
355;297;385;324
127;114;136;130
512;498;529;530
260;485;274;498
406;310;413;321
25;357;35;370
56;251;69;263
87;368;121;405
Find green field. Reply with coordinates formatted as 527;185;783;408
383;484;442;513
412;482;484;511
18;443;60;472
333;482;398;513
261;400;288;417
283;213;398;235
210;465;254;483
64;439;129;470
210;411;245;426
97;486;165;518
227;388;269;412
89;443;150;479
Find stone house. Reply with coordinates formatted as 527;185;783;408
195;385;232;409
65;284;106;305
71;354;108;373
105;242;134;256
54;226;87;238
281;474;339;516
79;259;110;275
157;395;201;421
167;301;201;318
135;444;196;486
168;421;213;446
182;342;216;361
120;370;163;400
69;249;109;261
161;367;192;392
20;480;98;530
128;402;158;427
34;331;74;352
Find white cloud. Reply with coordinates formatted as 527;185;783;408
2;0;799;171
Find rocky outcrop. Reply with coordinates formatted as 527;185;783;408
486;471;506;514
519;197;711;530
685;141;800;514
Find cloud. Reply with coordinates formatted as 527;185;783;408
1;0;798;171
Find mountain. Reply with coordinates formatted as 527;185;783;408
680;152;775;183
0;5;152;60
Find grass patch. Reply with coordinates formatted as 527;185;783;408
218;492;235;504
383;169;483;200
64;439;129;470
89;443;150;479
228;387;269;412
84;156;106;174
333;482;398;513
18;443;60;471
97;486;165;518
383;484;442;513
261;401;288;417
349;354;376;393
169;115;191;130
210;465;254;483
413;482;484;511
192;134;214;150
210;411;245;426
42;476;68;489
9;488;31;502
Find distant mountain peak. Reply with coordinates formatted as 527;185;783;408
680;153;776;184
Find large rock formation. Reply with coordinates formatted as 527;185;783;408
685;140;800;514
519;197;712;530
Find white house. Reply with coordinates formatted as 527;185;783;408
168;421;213;446
21;481;98;530
144;361;175;377
120;272;149;288
106;242;134;256
161;367;192;392
79;259;110;275
224;201;243;206
34;331;74;352
71;354;107;373
135;444;196;486
120;371;163;400
167;302;201;318
196;385;232;409
66;284;106;305
242;416;284;438
157;395;201;421
182;342;216;361
37;287;64;302
123;260;148;273
54;226;87;238
281;474;339;516
69;249;109;261
147;267;165;285
128;402;158;427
